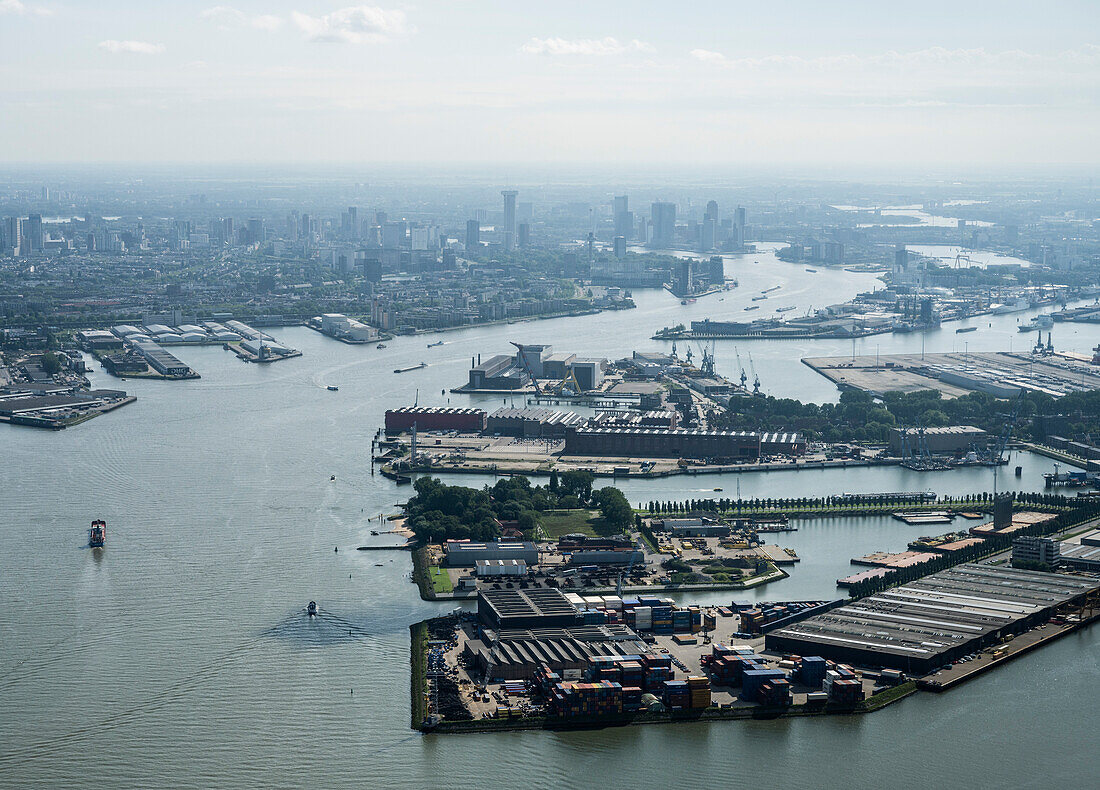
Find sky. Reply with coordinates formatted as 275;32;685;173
1;0;1097;167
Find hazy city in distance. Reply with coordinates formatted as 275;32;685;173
2;3;1099;789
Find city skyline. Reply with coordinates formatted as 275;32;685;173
2;1;1097;166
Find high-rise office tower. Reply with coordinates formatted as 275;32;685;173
345;206;359;239
247;218;265;246
25;214;44;252
501;190;518;251
650;202;676;248
613;235;626;258
518;223;530;248
613;195;633;239
701;217;716;251
734;205;747;247
705;200;719;222
466;219;480;250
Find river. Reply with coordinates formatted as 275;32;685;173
1;248;1098;788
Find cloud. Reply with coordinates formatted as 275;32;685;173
98;40;166;55
520;37;652;56
251;14;283;31
200;6;283;31
291;5;407;44
690;49;726;63
0;0;52;16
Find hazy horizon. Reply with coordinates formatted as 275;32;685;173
3;0;1097;167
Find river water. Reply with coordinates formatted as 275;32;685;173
2;248;1099;788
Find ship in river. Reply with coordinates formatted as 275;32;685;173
394;362;428;373
1018;314;1054;332
89;520;106;548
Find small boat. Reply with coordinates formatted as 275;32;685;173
327;385;339;391
427;340;444;348
330;474;336;481
713;487;723;492
89;519;106;548
761;285;781;294
376;343;387;349
744;305;760;311
307;601;317;617
394;362;428;374
751;295;768;301
805;268;818;273
680;298;697;305
775;305;796;312
956;326;977;334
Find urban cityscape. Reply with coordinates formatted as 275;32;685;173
2;2;1098;789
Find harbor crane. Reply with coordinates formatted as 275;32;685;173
734;346;748;391
510;341;542;394
747;351;761;395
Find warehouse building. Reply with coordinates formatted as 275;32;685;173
444;540;538;567
765;564;1100;673
464;624;648;680
565;427;762;460
475;559;529;577
888;425;988;456
129;339;193;377
659;518;730;537
384;406;487;434
477;588;582;631
1058;543;1100;572
485;407;585;438
468;354;530;390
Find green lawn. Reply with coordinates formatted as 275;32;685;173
429;565;453;593
539;509;625;539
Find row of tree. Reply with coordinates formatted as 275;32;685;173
645;491;1073;516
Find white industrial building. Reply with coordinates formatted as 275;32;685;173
475;559;529;577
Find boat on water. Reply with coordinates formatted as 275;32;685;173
744;305;760;311
89;520;106;548
427;340;444;348
955;326;977;334
327;385;339;391
751;295;768;301
376;343;387;349
680;298;697;305
1018;314;1054;332
805;268;818;273
992;297;1031;315
775;306;796;313
307;601;317;617
394;362;428;373
761;285;781;294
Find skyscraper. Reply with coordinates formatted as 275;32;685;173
501;190;517;251
734;205;747;247
518;223;530;248
25;214;44;253
705;200;719;222
466;219;480;250
613;195;633;239
650;202;676;248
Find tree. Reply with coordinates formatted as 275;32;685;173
594;487;633;531
560;469;595;504
548;470;560;495
40;352;62;376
